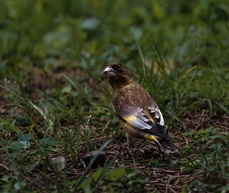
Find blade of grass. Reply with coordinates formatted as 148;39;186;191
73;139;112;190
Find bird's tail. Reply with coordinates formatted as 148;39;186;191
156;137;179;154
144;134;179;154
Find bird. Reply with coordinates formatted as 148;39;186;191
103;63;178;154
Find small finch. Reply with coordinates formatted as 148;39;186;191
103;63;178;154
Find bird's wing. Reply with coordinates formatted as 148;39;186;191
115;105;166;137
147;105;164;127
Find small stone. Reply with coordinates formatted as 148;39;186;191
50;156;66;171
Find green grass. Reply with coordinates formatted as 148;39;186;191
1;1;229;193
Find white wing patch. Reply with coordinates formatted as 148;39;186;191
148;106;165;126
158;109;165;126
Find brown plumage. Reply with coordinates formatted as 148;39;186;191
103;63;178;154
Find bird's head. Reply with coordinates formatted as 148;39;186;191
103;63;135;90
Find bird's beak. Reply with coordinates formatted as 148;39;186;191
103;66;115;77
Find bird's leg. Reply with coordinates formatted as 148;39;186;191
157;144;165;159
127;137;136;166
127;136;132;148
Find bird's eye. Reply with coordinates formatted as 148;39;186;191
115;64;122;71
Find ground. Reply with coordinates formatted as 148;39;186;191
0;66;228;193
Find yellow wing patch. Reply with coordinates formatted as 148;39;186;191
145;111;155;123
149;116;155;123
122;111;154;130
123;115;137;122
